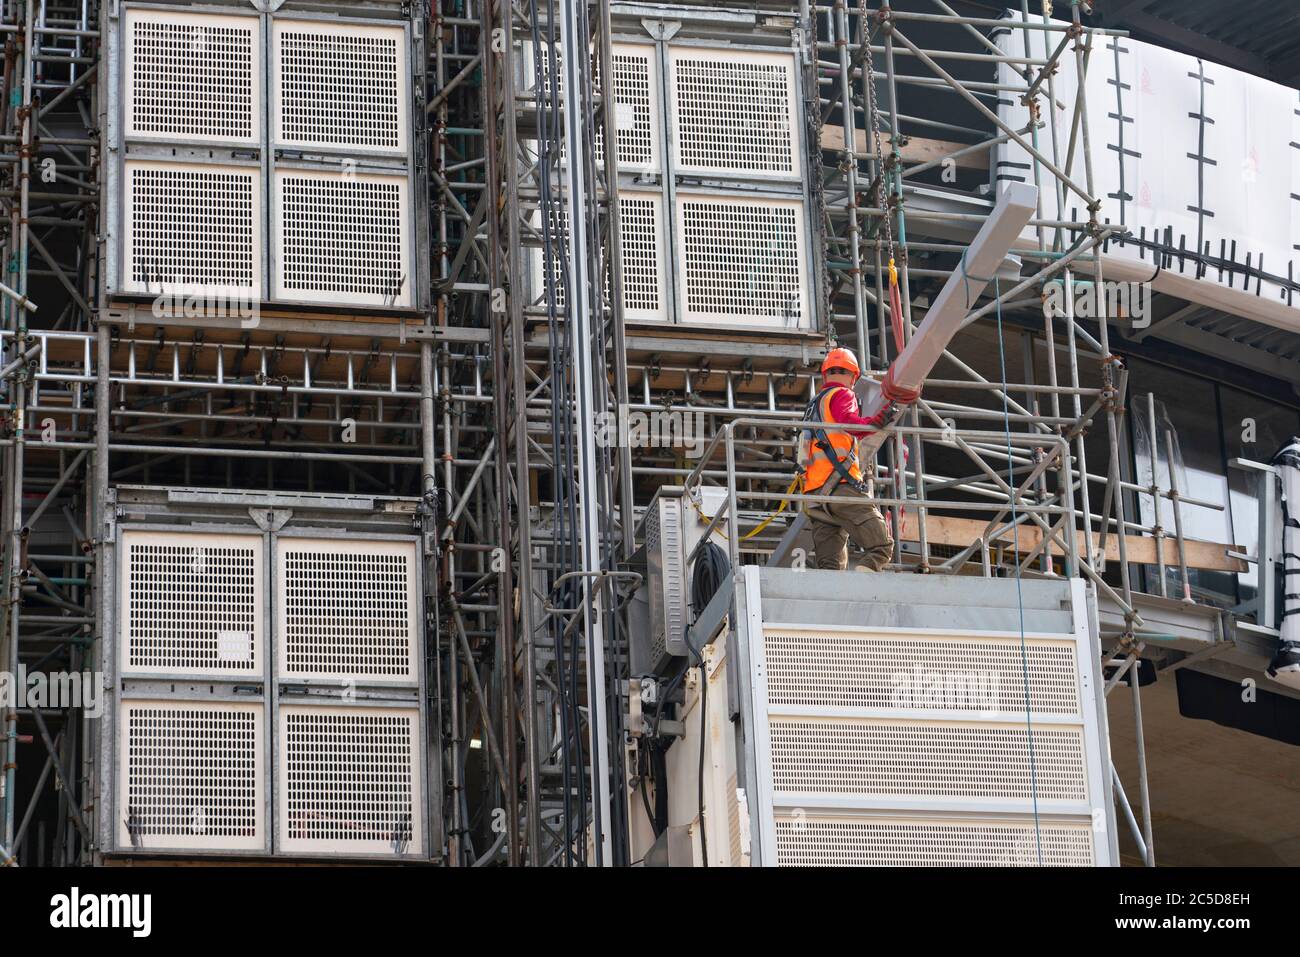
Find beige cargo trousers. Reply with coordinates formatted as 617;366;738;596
803;480;894;571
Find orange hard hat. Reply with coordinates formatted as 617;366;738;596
820;347;860;380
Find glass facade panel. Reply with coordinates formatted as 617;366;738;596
1126;360;1235;602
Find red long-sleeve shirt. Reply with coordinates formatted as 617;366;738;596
827;387;888;439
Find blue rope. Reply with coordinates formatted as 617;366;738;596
991;272;1044;865
959;255;1044;862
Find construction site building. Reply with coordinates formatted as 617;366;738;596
0;0;1297;868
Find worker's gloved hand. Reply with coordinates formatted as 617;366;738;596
872;398;903;426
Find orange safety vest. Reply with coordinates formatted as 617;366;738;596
799;385;865;493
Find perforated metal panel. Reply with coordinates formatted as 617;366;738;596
276;538;418;681
272;20;407;153
118;700;263;852
123;161;260;296
677;194;807;326
769;719;1088;801
533;197;652;316
603;46;658;171
618;192;666;321
756;626;1095;827
278;706;422;855
273;170;410;307
741;570;1113;867
669;47;800;178
124;10;259;143
727;773;744;865
643;496;684;670
531;42;658;172
643;501;666;666
773;816;1095;867
528;41;809;328
532;200;570;310
120;530;262;676
763;629;1081;714
530;39;564;97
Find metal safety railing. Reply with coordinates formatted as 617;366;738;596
681;415;1084;576
675;409;1233;640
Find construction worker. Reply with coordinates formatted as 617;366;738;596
798;347;904;571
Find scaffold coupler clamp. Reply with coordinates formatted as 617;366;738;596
1101;354;1124;414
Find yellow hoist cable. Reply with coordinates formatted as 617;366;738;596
691;476;802;542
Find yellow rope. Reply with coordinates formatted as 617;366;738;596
741;475;801;541
692;475;801;542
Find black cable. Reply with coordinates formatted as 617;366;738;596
634;538;729;863
644;667;687;844
695;656;709;867
690;540;729;619
531;0;592;866
686;541;729;867
651;744;668;837
637;741;657;834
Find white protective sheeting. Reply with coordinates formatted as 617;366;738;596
993;16;1300;334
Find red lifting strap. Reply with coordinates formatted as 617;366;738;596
888;279;905;353
881;364;921;405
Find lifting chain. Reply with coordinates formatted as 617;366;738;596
806;6;835;349
859;1;896;271
860;1;908;356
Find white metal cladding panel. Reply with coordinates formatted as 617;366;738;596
278;706;422;855
602;46;658;171
276;538;418;681
118;700;263;851
669;47;800;178
273;20;407;153
656;498;686;655
532;201;569;310
763;628;1081;715
121;530;262;676
534;197;649;316
773;816;1094;867
643;500;668;667
530;39;563;96
748;607;1107;867
124;10;259;143
273;170;410;307
677;194;807;326
531;43;658;172
619;192;666;320
123;161;260;296
768;718;1087;802
727;773;744;865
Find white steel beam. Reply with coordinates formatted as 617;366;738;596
859;181;1039;457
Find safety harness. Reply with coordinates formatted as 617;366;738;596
800;386;873;496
